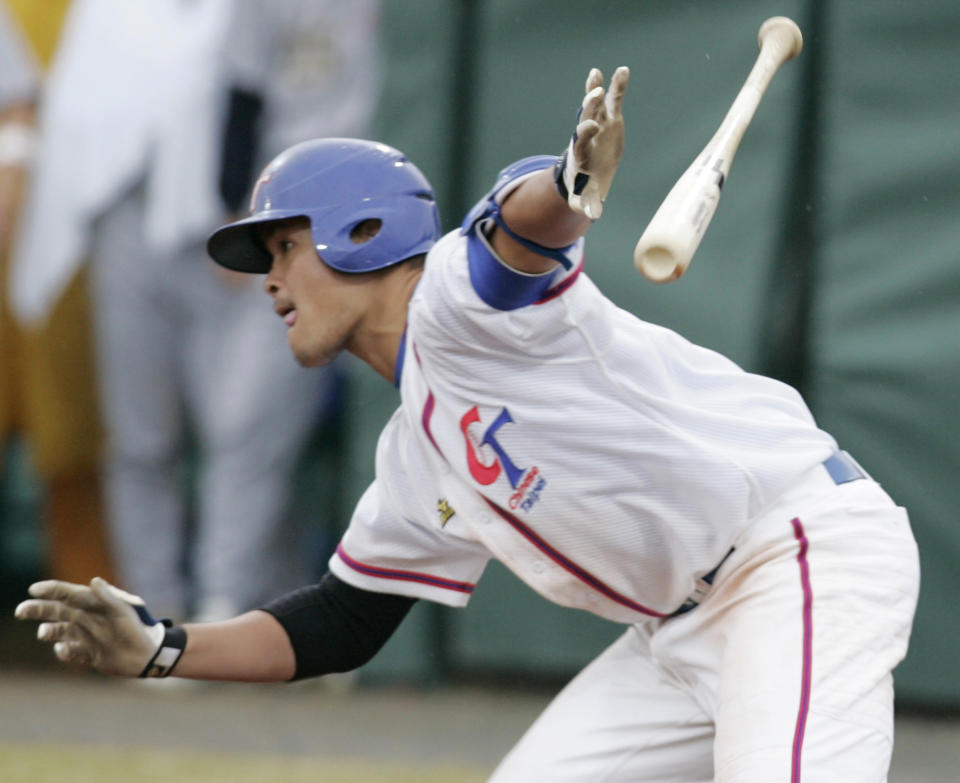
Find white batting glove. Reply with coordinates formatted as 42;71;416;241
14;578;187;678
555;65;630;220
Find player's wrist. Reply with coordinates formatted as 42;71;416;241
553;141;589;206
139;624;188;678
89;579;187;678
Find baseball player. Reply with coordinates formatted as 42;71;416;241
16;65;919;782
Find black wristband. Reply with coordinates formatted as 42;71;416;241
139;625;188;678
553;147;590;202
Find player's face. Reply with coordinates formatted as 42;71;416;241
260;218;370;367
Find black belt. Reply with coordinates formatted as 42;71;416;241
671;451;869;618
672;548;735;617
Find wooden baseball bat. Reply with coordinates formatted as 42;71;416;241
633;17;803;283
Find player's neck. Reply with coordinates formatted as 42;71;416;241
346;260;424;384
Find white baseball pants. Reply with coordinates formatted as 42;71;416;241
490;462;920;782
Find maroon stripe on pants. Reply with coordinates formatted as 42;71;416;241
790;517;814;783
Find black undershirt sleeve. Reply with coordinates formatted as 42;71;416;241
219;86;265;213
260;571;418;681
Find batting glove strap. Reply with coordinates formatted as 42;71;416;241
138;625;188;678
553;144;591;204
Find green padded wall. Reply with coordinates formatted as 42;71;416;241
327;0;960;707
808;0;960;709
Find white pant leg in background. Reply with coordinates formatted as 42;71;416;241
91;189;190;618
91;187;331;619
490;465;919;783
182;258;329;616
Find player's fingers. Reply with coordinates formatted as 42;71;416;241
580;85;605;123
15;598;81;624
584;67;603;95
606;66;630;117
37;621;80;643
573;119;601;161
27;580;103;611
53;640;93;667
28;579;84;599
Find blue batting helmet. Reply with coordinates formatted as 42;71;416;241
207;138;441;274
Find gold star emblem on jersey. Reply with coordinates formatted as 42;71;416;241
437;498;456;527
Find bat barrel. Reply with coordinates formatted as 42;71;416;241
638;245;682;284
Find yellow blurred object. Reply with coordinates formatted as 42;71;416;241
0;0;114;584
4;0;70;67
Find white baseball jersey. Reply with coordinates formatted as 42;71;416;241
329;161;838;622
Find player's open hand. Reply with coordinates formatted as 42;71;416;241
557;66;630;220
14;578;166;677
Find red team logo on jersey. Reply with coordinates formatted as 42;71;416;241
459;406;547;512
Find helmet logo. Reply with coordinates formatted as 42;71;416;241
250;169;275;212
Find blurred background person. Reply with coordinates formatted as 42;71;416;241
0;0;115;587
8;0;381;623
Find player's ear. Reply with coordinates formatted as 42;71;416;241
350;218;382;244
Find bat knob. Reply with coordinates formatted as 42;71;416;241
758;17;803;61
